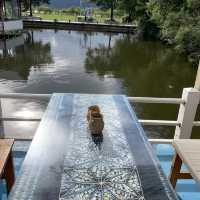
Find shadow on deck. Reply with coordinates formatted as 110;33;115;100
0;141;199;200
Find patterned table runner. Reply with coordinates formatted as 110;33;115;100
59;94;176;200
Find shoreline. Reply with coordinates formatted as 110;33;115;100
23;19;136;34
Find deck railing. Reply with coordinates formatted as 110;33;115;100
0;87;200;144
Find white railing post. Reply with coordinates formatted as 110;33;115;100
0;99;4;138
174;88;200;139
194;61;200;90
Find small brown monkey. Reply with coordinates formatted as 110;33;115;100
87;105;104;135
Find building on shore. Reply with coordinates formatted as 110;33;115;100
0;0;23;36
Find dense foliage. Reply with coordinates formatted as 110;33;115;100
147;0;200;63
89;0;200;62
118;0;146;23
90;0;117;21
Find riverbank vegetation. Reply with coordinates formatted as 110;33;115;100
147;0;200;63
33;6;124;23
29;0;200;63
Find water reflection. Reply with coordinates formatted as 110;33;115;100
0;30;197;139
0;31;52;80
84;36;198;138
85;36;195;97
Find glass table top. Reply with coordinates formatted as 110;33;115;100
9;94;178;200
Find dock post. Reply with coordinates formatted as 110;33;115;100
175;62;200;139
0;99;5;138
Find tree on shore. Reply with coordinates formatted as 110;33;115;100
118;0;200;62
21;0;50;16
147;0;200;62
90;0;117;21
119;0;142;23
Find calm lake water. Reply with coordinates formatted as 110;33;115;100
0;29;198;139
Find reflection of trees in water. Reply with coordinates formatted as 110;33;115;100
85;35;195;98
80;32;93;49
78;31;113;50
85;35;196;131
0;31;53;79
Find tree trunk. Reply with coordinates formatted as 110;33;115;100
11;0;19;17
110;2;114;21
18;0;22;17
0;0;3;19
128;9;134;23
0;0;5;35
3;0;7;17
30;0;32;16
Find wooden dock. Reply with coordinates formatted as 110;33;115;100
23;19;136;34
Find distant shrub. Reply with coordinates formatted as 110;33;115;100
37;5;53;14
62;7;81;15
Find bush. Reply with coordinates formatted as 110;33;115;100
62;7;81;15
37;5;53;14
175;24;200;62
147;0;200;63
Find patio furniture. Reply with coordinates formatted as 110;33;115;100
0;139;15;194
9;94;178;200
169;139;200;188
